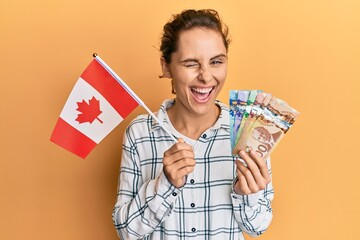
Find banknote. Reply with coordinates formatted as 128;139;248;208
234;90;261;147
229;90;250;148
235;93;272;150
230;90;300;159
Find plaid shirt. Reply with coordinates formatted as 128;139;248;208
113;99;274;240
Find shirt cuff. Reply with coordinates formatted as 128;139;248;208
231;177;263;207
148;171;181;222
156;171;181;198
231;191;263;207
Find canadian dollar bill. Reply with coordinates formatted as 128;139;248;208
234;90;261;147
229;90;250;148
230;90;300;159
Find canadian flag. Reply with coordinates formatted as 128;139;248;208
50;56;139;158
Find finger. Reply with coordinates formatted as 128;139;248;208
249;150;271;183
240;151;269;189
239;150;264;181
235;159;260;193
164;138;193;157
164;163;195;179
235;168;251;195
163;149;195;166
164;159;196;182
168;156;196;169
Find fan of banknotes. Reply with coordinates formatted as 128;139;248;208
230;90;300;159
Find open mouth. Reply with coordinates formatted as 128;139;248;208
190;87;215;103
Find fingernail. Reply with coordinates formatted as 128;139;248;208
251;150;261;157
239;150;246;157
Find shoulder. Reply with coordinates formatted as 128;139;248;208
216;100;229;111
126;99;173;136
121;113;155;148
215;100;230;126
126;113;155;135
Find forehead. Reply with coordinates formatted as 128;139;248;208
174;28;227;59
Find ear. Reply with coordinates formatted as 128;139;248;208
160;57;172;78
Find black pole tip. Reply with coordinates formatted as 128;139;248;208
93;53;98;58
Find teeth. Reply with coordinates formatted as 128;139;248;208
191;87;213;93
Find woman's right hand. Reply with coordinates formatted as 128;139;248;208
163;139;196;188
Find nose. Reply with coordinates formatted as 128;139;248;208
198;66;212;82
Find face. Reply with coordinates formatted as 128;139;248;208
252;127;271;143
161;27;228;117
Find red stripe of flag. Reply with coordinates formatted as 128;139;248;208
50;118;97;159
81;60;139;118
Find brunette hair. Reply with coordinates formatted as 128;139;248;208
160;9;230;63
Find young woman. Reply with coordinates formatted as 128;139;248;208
112;9;273;239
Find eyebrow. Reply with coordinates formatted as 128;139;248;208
180;54;228;63
210;54;228;60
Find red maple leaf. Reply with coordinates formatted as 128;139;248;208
75;96;103;124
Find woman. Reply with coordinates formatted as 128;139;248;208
112;9;274;239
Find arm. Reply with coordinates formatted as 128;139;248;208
232;150;274;237
112;127;179;240
112;127;195;239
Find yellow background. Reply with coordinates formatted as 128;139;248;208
1;0;359;239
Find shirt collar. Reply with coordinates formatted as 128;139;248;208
150;99;230;133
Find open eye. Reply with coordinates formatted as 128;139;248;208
211;58;226;65
210;55;227;66
211;60;223;65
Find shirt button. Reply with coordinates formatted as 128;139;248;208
190;203;195;208
202;134;207;139
172;192;177;196
190;179;195;184
191;227;196;232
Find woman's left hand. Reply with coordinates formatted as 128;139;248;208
234;150;271;195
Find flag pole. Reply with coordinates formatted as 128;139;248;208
93;53;178;143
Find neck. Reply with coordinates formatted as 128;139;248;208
167;102;220;140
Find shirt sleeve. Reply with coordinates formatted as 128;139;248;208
112;126;180;240
231;157;274;237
